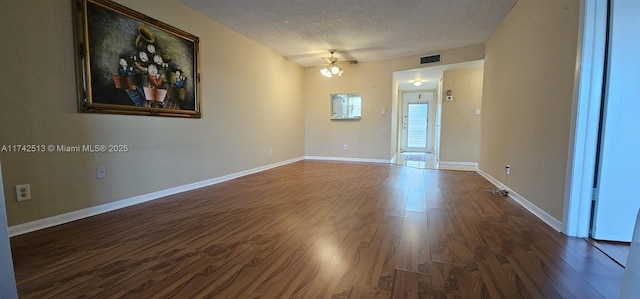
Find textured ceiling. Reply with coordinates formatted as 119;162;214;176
179;0;517;67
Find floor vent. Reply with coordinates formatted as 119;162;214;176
420;54;441;64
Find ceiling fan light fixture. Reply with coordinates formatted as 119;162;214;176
320;49;344;78
320;64;342;78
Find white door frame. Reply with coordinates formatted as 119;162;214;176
0;161;18;298
563;0;607;237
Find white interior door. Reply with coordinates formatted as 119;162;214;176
401;92;433;152
591;0;640;241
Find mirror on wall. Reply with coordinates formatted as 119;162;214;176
331;93;361;120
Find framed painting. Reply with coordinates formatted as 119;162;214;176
72;0;201;118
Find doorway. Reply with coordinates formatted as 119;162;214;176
565;0;639;266
391;60;484;170
401;92;434;153
589;0;640;243
395;91;438;169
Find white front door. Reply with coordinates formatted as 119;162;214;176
401;92;433;152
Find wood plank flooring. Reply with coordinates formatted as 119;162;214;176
10;161;623;298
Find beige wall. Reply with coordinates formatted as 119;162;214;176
0;0;305;225
480;0;579;220
304;61;393;160
440;69;483;163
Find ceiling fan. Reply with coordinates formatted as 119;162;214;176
319;49;357;78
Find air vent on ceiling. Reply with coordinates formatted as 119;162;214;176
420;54;441;65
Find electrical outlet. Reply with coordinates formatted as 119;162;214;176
506;164;511;175
97;166;106;179
343;144;348;150
269;149;273;156
15;184;31;201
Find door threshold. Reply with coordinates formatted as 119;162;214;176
586;237;630;267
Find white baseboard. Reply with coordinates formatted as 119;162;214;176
8;157;305;237
304;156;391;164
439;161;478;171
476;168;563;232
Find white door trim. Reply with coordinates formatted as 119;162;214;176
0;161;18;298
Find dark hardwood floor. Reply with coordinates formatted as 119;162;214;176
10;161;623;298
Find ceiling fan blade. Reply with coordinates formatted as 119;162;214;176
310;50;358;68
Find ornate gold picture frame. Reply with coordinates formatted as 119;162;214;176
73;0;201;118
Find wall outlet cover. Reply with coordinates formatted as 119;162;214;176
15;184;31;201
97;166;106;179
